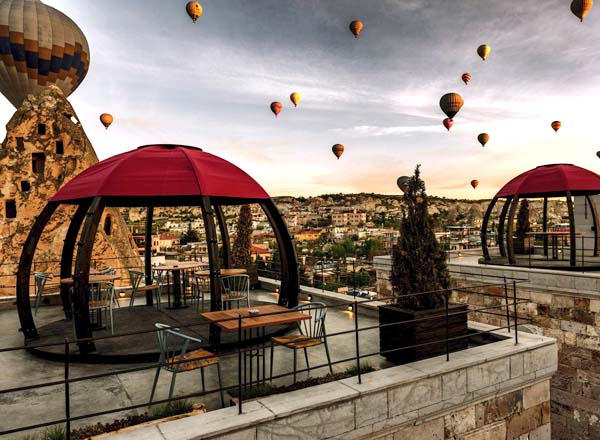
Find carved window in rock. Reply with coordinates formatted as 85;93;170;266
37;124;46;135
16;137;24;149
32;153;46;175
104;215;113;235
5;200;16;218
56;141;64;155
20;181;30;192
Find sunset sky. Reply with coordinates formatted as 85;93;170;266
1;0;599;198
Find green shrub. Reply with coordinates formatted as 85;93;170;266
343;362;376;376
149;399;194;419
40;425;66;440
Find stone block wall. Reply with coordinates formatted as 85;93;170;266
450;262;600;439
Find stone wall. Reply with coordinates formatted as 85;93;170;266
0;86;140;295
104;325;556;440
450;261;600;440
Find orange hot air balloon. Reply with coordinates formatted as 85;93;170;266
596;151;600;159
443;118;453;131
270;102;282;117
571;0;593;22
478;133;489;147
349;20;363;38
439;93;464;120
461;73;471;85
186;1;203;23
290;92;302;107
332;144;345;159
99;113;113;129
477;44;491;61
551;121;562;132
471;180;479;189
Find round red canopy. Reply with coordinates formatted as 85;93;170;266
495;164;600;198
51;144;270;202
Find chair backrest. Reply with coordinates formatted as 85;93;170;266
129;270;144;290
34;272;51;295
220;274;249;299
98;266;116;275
90;282;114;305
294;302;328;340
155;323;203;371
152;269;166;286
193;275;210;292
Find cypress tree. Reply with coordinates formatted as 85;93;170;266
232;204;253;267
391;165;449;310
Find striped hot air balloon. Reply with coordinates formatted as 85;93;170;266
332;144;344;159
439;93;464;120
461;72;471;85
270;102;282;117
571;0;593;22
551;121;562;132
349;20;363;38
0;0;91;109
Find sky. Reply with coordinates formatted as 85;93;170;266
2;0;600;198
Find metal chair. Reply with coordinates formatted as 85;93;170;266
149;323;225;407
219;274;250;310
33;272;53;316
98;266;120;308
128;270;161;310
190;275;210;312
270;302;333;383
89;281;115;334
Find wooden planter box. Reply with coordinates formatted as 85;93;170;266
243;263;259;288
378;303;469;365
514;237;534;255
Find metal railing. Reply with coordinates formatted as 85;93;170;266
0;276;530;439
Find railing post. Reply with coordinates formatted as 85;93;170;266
503;276;510;333
237;314;243;415
582;235;585;273
445;289;449;362
64;338;71;439
513;281;519;345
354;299;361;384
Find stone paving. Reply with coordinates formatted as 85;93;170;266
0;290;388;439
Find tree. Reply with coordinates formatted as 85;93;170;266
232;205;253;266
360;238;384;261
391;165;449;310
180;222;200;244
516;199;530;239
331;239;355;260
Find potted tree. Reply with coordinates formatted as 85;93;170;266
513;199;532;254
379;166;468;364
232;204;259;287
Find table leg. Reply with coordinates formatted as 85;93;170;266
552;236;558;260
262;327;266;385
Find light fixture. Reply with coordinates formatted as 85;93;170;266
307;295;312;301
275;288;279;294
119;292;126;298
347;304;353;312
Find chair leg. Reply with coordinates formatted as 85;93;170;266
304;347;310;377
168;372;178;400
324;339;333;374
149;367;161;404
217;363;225;408
128;290;136;310
269;341;274;382
293;349;297;384
34;291;42;316
201;367;206;393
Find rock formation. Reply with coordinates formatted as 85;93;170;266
0;85;139;295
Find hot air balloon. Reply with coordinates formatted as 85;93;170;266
551;121;562;132
270;102;282;117
477;45;491;61
596;151;600;159
439;93;464;120
397;176;410;193
571;0;593;22
0;0;90;109
332;144;344;159
461;73;471;85
186;1;203;22
471;180;479;189
478;133;489;147
290;92;302;107
349;20;363;38
443;118;453;131
99;113;113;129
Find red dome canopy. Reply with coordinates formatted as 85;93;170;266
51;144;270;203
495;164;600;198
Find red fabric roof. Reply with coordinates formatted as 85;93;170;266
51;145;270;202
495;164;600;198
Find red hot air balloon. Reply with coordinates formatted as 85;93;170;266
443;118;453;131
471;180;479;189
332;144;345;159
349;20;363;38
270;102;282;117
551;121;561;132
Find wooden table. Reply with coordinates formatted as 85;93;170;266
196;268;247;277
60;274;120;284
201;305;311;387
527;231;582;260
154;262;205;309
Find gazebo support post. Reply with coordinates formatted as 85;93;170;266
566;191;576;266
73;196;105;354
144;206;154;305
481;197;498;261
200;196;222;345
16;202;59;341
215;205;231;268
60;202;91;319
261;200;299;308
506;195;520;265
543;198;548;257
585;196;600;257
497;196;513;258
